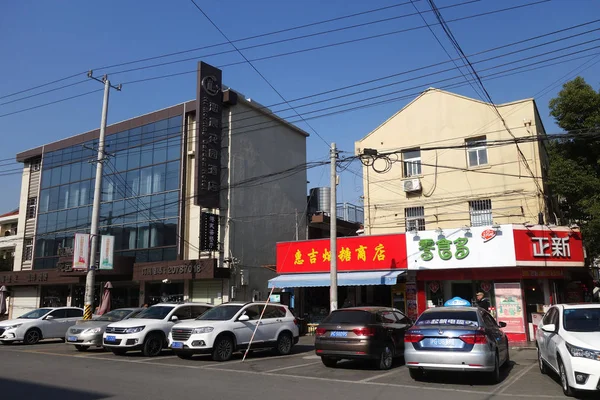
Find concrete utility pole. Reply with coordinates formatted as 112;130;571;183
329;142;338;312
83;72;121;320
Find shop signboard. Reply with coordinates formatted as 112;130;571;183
276;234;407;274
513;225;584;267
406;225;515;270
493;282;526;336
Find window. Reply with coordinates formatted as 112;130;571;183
242;305;263;320
24;239;33;261
191;306;210;319
405;206;425;232
466;137;488;167
173;306;192;320
542;307;556;326
481;312;498;329
26;197;37;219
393;311;411;325
469;199;493;227
402;149;421;177
30;159;41;172
264;305;286;319
377;311;396;324
48;309;67;319
66;309;83;318
323;310;373;324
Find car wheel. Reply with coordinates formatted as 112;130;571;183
142;333;164;357
75;345;89;352
212;335;234;362
537;347;547;375
559;358;575;397
24;328;42;345
110;348;127;356
489;353;501;384
175;352;194;360
409;368;424;380
321;356;338;368
377;344;394;370
275;332;293;356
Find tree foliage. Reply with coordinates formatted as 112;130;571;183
547;77;600;259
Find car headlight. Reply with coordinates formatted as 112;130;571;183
566;342;600;361
193;327;214;334
83;327;102;334
5;324;22;330
124;326;145;334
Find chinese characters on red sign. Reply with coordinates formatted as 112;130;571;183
277;234;407;274
513;227;584;267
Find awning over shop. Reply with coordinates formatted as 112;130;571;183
268;270;405;289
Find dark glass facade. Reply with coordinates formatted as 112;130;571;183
34;116;183;269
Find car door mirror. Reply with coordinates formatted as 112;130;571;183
499;321;507;328
238;314;250;322
45;315;54;321
541;324;556;333
170;315;179;322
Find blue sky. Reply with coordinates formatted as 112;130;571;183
1;0;599;214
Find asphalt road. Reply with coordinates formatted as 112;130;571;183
0;337;592;400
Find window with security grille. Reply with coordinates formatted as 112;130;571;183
402;149;421;177
405;206;425;232
466;137;488;167
24;239;33;261
26;197;37;219
469;199;493;227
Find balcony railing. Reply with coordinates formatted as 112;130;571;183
0;234;20;249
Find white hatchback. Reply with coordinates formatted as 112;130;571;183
536;304;600;396
168;302;299;361
0;307;84;345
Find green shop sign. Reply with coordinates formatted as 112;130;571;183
418;237;470;261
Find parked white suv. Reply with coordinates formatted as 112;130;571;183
168;302;299;361
0;307;83;345
536;304;600;396
103;303;212;357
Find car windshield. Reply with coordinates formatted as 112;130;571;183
323;310;373;324
197;305;243;321
17;308;53;319
95;309;134;322
131;306;174;320
563;308;600;332
416;310;479;327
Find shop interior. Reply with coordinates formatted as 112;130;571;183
145;281;184;305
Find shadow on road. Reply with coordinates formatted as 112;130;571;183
0;377;108;400
413;361;516;386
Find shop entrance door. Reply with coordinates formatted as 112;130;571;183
452;283;473;304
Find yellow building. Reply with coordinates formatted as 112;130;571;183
355;88;557;234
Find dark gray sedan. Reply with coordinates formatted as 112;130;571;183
65;308;142;351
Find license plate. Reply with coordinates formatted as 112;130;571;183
105;335;117;342
330;331;348;337
67;336;77;342
171;342;183;349
427;338;459;347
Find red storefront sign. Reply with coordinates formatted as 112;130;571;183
276;234;407;274
513;226;584;267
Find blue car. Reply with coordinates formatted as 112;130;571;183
404;305;510;383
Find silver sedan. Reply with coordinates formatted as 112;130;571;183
65;308;142;351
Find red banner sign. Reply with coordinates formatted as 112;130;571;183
513;226;584;267
276;234;407;274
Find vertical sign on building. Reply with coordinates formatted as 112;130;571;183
72;233;90;271
200;212;219;251
195;62;223;209
99;235;115;270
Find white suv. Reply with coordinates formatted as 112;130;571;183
103;303;212;357
168;302;299;361
536;304;600;396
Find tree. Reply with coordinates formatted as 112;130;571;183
547;77;600;259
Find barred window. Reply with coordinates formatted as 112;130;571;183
24;239;33;261
26;197;37;219
405;206;425;232
469;199;492;227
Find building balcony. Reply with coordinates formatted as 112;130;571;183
0;234;20;250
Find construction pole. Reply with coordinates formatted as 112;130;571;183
83;72;120;320
329;142;338;312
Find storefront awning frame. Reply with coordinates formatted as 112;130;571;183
268;270;405;289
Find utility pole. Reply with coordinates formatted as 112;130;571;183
83;72;121;320
329;142;338;312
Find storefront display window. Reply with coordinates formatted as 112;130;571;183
145;282;184;305
40;285;69;308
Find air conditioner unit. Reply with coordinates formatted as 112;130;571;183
402;178;422;193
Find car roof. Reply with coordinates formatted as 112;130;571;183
151;302;213;307
334;307;393;313
557;303;600;310
422;306;480;312
41;307;82;310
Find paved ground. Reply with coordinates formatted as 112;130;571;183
0;336;595;400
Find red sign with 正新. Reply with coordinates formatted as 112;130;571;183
513;226;584;267
276;234;407;274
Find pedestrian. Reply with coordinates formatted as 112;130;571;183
475;292;491;311
593;281;600;302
